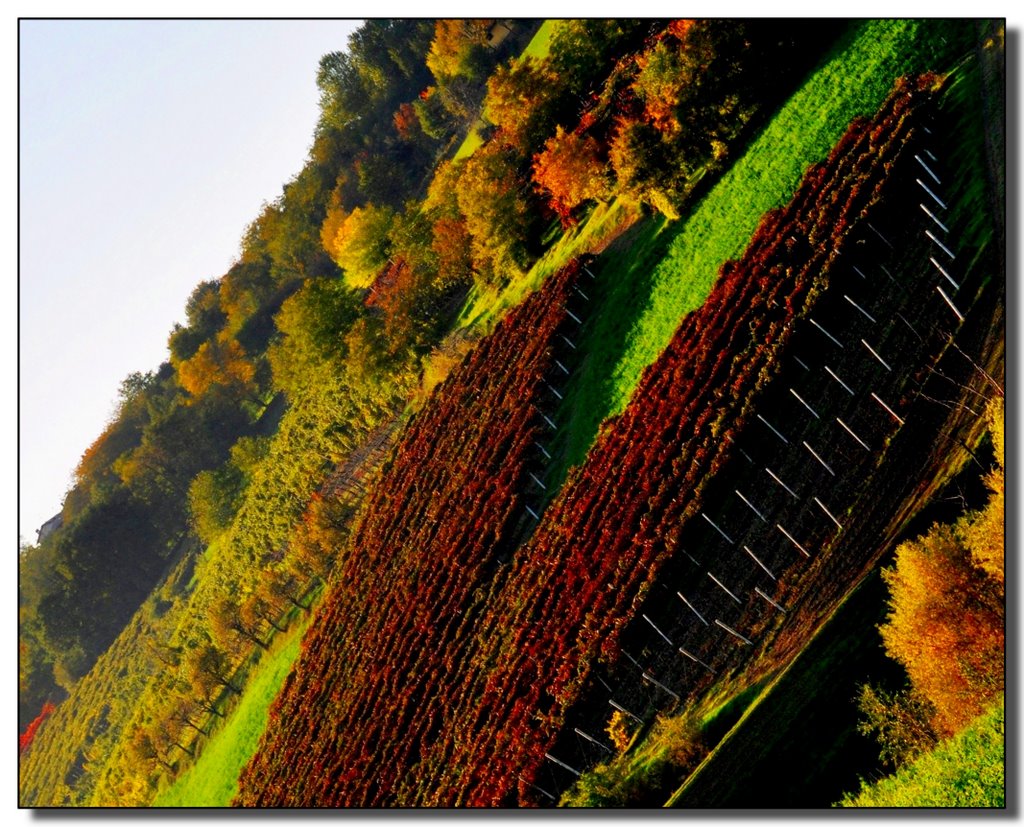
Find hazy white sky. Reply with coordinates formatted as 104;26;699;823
18;19;362;539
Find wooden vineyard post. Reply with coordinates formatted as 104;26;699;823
936;286;966;322
802;440;836;476
916;177;946;209
714;618;753;646
757;414;790;445
824;365;856;396
836;417;871;451
754;586;787;614
544;753;582;778
642;614;675;647
678;646;715;674
545;382;564;400
707;572;742;605
813;496;844;531
520;776;557;802
843;294;877;323
766;467;799;500
861;339;893;372
871;391;906;425
677;592;709;625
574;728;613;754
609;699;643;725
642;671;680;701
809;318;844;348
930;257;960;290
701;512;735;544
789;387;821;419
743;545;776;580
919;203;949;233
776;523;811;558
735;489;768;523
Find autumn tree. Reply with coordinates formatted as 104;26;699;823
608;115;685;218
129;727;176;773
263;569;313;614
426;19;494;82
431;216;474;287
168;699;210;738
176;334;257;402
532;126;613;219
456;141;540;286
267;276;361;397
484;56;566;154
323;203;396;288
856;685;938;769
287;492;354;585
210;596;269;653
185;643;241;698
878;399;1005;737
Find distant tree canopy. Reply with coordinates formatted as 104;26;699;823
426;19;494;82
268;276;362;396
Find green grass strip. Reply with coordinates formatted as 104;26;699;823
839;701;1004;807
152;620;309;808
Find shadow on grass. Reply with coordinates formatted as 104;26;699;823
547;211;683;490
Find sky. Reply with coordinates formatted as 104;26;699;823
18;19;363;540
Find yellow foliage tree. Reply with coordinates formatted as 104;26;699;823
878;398;1004;737
322;204;396;289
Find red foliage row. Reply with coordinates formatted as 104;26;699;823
19;702;56;755
235;261;585;806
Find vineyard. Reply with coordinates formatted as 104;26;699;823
18;20;1002;812
230;68;1003;807
235;261;589;805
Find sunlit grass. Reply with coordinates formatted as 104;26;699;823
521;19;557;60
839;701;1004;807
453;121;486;161
152;616;311;808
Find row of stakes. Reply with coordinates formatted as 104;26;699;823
521;266;598;524
536;140;968;790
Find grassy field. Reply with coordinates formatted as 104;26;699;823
152;617;310;807
839;701;1004;807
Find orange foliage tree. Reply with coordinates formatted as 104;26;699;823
176;335;256;401
532;126;612;221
